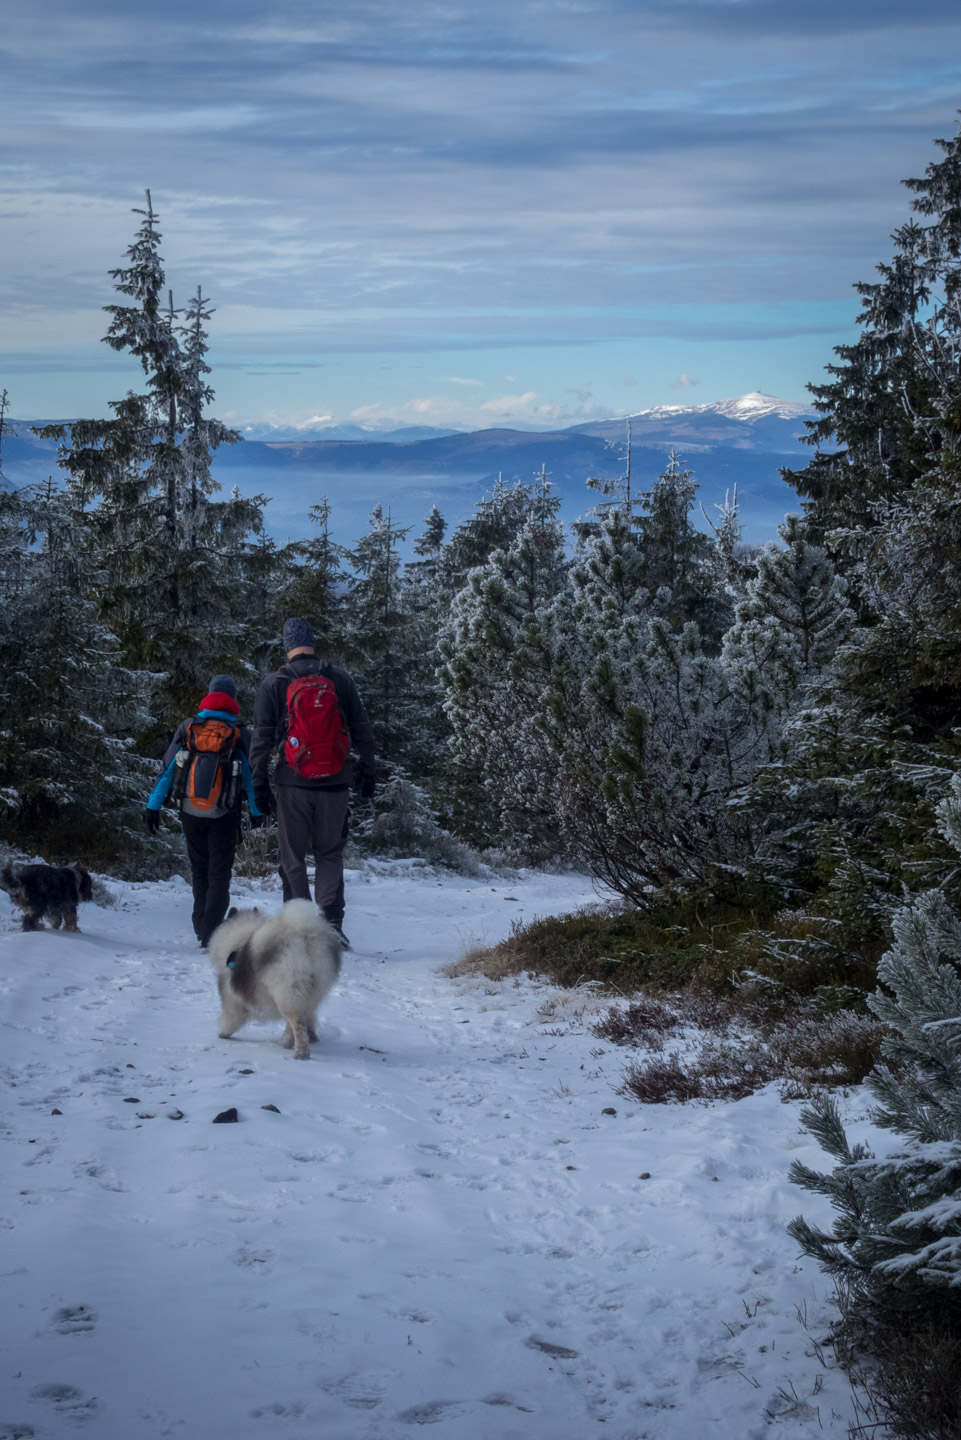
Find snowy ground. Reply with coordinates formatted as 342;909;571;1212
0;862;865;1439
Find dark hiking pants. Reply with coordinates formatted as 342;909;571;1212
275;786;350;922
181;811;238;946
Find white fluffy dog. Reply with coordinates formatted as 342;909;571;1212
207;900;341;1060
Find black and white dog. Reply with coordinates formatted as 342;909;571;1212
207;900;341;1059
1;862;94;933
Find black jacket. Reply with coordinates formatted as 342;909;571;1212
249;655;376;790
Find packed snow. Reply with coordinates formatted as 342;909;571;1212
1;863;864;1438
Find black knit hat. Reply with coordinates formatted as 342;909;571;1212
208;674;238;699
283;617;315;652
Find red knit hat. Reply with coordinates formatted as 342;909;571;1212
200;690;240;716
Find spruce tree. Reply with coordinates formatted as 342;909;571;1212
0;479;154;857
788;777;961;1351
764;122;961;940
276;497;349;661
533;475;781;897
39;194;261;737
342;507;412;765
441;472;560;595
438;487;568;850
0;389;11;477
400;507;454;782
786;116;961;549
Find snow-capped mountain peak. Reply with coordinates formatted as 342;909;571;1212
632;392;810;425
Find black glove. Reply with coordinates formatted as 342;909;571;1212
254;783;275;816
143;807;161;834
357;771;376;801
248;811;266;830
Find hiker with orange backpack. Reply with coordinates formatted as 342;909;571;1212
143;675;263;948
249;618;376;949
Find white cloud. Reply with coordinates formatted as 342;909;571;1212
670;372;700;388
339;388;615;431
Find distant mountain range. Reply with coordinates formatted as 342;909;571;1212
230;393;812;449
235;422;464;444
1;393;818;544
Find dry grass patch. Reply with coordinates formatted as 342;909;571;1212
439;943;524;983
598;998;888;1104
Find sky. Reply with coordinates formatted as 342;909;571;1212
2;0;961;432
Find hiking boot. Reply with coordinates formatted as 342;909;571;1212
332;924;351;950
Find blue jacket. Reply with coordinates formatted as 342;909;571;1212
146;710;262;817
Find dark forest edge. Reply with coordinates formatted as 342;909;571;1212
4;120;961;1438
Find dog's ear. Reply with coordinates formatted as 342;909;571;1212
227;906;239;919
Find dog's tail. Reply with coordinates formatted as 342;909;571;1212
0;863;21;894
69;864;94;904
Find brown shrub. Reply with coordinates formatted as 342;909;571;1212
767;1010;886;1089
614;1006;887;1105
619;1052;708;1104
590;997;681;1046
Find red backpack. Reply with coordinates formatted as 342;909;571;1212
283;669;350;779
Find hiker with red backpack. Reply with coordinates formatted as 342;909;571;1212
249;618;376;949
142;675;263;948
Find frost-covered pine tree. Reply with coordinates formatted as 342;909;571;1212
39;194;260;734
438;485;568;851
536;478;787;899
441;473;560;594
589;618;780;898
0;389;11;476
728;514;852;672
788;775;961;1345
341;507;413;765
719;514;853;794
273;496;349;660
783;121;961;544
521;500;653;872
635;451;721;641
396;507;456;782
0;479;154;856
436;460;808;889
761;127;961;914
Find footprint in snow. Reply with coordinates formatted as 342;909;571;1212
320;1373;387;1410
232;1247;274;1272
397;1400;466;1426
525;1336;580;1359
29;1384;98;1421
482;1394;535;1412
48;1305;97;1335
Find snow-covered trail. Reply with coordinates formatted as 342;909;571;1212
0;866;856;1439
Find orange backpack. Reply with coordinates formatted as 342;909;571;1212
171;717;240;813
